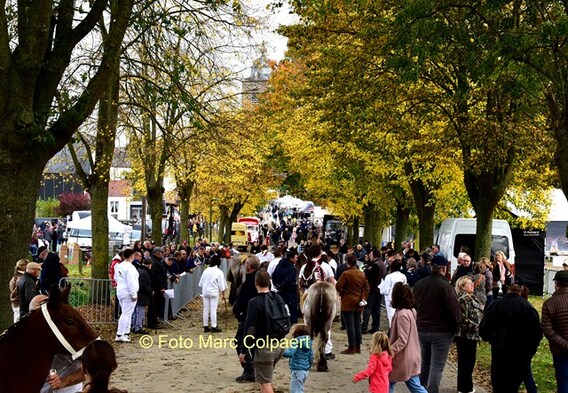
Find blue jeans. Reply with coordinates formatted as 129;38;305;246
389;375;428;393
291;370;309;393
554;354;568;393
419;331;453;393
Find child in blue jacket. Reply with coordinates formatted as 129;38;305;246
283;324;313;393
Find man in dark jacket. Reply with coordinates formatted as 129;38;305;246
272;249;298;324
149;247;167;328
133;259;153;333
413;255;461;393
543;270;568;392
480;283;542;393
233;255;260;382
18;262;41;316
361;248;386;334
243;269;284;392
38;246;62;295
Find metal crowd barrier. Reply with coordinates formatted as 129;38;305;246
64;258;230;325
163;258;229;322
61;277;115;324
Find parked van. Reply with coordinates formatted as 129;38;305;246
238;217;261;244
231;222;248;251
436;218;515;274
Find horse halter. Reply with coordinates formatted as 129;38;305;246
41;303;99;360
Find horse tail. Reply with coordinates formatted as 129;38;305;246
311;283;331;372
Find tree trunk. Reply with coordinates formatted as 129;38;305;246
147;184;164;245
90;57;120;280
218;205;228;243
417;204;435;253
178;182;194;244
0;159;44;328
363;202;381;248
463;162;513;260
406;162;437;252
553;117;568;209
350;216;360;245
394;202;411;250
90;182;110;280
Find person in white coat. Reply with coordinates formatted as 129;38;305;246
379;259;407;327
114;248;139;342
199;254;228;333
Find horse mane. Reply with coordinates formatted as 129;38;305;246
0;308;38;343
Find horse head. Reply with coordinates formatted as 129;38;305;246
45;284;98;357
0;283;98;393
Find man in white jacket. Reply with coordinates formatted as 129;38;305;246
114;248;139;342
199;254;228;332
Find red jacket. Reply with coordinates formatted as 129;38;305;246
354;351;392;393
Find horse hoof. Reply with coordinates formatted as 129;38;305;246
317;365;328;372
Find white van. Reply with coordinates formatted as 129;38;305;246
436;218;515;274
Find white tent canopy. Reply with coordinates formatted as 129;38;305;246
549;189;568;221
273;195;315;210
66;214;132;233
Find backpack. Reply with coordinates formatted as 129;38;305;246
264;292;290;338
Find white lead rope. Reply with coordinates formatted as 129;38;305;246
41;303;99;360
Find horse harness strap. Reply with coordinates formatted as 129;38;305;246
41;303;100;360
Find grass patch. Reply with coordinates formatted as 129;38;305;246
66;263;91;278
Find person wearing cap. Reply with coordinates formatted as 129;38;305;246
412;254;461;393
17;262;42;317
9;259;29;322
480;283;542;393
542;270;568;391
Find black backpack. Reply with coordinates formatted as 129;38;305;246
264;292;291;338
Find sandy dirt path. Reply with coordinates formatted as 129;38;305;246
109;298;486;393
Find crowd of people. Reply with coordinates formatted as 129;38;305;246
11;220;568;393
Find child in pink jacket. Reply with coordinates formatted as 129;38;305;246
353;331;393;393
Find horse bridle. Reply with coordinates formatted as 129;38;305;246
41;303;99;360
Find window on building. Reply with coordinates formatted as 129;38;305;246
110;201;119;214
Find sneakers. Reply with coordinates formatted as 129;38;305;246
204;326;211;332
235;374;255;383
211;327;222;333
115;334;131;343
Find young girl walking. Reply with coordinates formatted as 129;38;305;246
283;324;313;393
352;331;393;393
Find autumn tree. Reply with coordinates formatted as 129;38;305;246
0;0;134;327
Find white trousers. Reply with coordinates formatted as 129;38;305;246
12;306;19;323
203;295;219;328
117;296;137;335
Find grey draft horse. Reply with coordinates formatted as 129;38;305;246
302;280;337;371
227;254;247;305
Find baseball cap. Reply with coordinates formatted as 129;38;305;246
554;270;568;284
431;255;448;266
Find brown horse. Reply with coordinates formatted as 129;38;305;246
302;280;337;372
0;284;98;393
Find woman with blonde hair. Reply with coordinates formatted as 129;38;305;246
9;259;29;322
454;276;483;393
492;251;514;298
